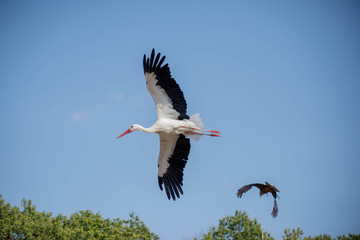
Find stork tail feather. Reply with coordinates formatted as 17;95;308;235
186;113;204;141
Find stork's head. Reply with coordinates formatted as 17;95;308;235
116;124;141;139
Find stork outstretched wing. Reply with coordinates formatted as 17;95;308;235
143;49;189;120
157;133;191;200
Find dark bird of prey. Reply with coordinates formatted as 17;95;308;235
236;181;280;218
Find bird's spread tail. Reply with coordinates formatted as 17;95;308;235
190;113;204;129
272;199;278;218
187;113;204;141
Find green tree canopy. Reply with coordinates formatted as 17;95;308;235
197;210;274;240
282;227;360;240
0;195;159;240
197;211;359;240
1;195;359;240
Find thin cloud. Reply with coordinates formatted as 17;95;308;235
108;93;124;101
71;109;98;122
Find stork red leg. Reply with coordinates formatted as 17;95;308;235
185;131;221;137
182;126;221;134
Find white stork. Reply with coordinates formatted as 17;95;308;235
117;49;221;200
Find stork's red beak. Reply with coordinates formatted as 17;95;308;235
116;129;132;139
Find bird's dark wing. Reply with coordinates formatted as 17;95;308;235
237;183;264;198
143;49;189;120
158;133;191;200
238;182;280;218
271;191;279;199
251;183;267;191
271;199;278;218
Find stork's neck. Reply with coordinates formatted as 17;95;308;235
133;124;156;133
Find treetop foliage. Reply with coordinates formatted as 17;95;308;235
196;210;274;240
196;211;359;240
0;195;159;240
282;227;360;240
1;195;359;240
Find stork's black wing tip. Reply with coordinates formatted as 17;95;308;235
160;175;182;201
143;54;147;73
144;49;167;74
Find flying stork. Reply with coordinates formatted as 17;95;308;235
117;49;221;200
237;181;280;218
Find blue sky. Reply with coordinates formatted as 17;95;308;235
1;1;360;239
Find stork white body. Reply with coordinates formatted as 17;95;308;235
117;49;220;200
131;114;203;137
